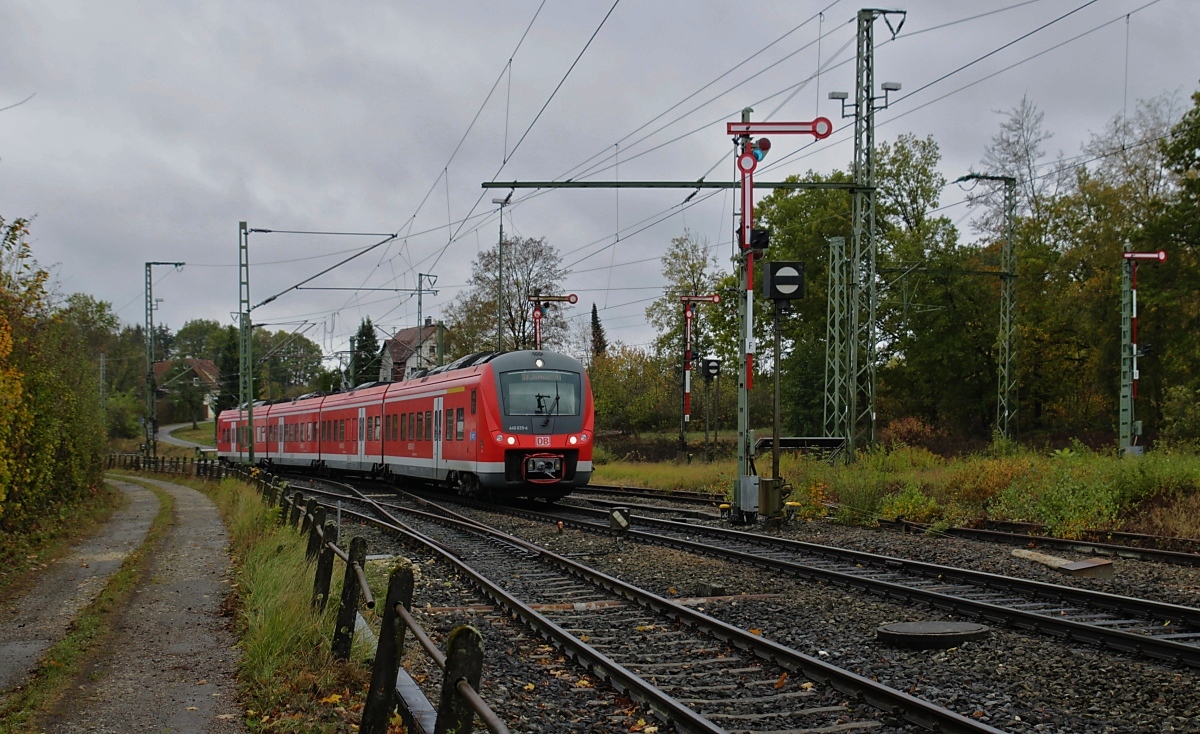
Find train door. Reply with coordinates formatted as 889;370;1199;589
432;397;443;478
357;407;366;469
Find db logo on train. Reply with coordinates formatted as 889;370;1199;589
536;436;551;447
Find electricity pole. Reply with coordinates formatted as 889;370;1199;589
145;260;184;458
956;173;1018;440
825;8;904;459
492;193;513;351
238;221;254;463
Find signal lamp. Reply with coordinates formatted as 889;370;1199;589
752;137;771;162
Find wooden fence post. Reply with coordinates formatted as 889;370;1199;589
312;521;338;611
306;506;326;561
301;497;319;535
279;493;294;527
361;560;415;734
289;494;305;529
331;536;366;661
435;626;485;734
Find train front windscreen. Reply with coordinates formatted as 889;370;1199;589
499;370;581;417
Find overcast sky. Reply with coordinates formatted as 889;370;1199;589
2;0;1197;360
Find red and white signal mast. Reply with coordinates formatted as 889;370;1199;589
679;293;721;456
1120;248;1166;456
726;111;833;521
527;292;578;350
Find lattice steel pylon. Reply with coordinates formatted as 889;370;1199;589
238;221;254;463
824;8;903;458
850;9;878;457
823;236;850;439
145;260;184;458
996;179;1018;439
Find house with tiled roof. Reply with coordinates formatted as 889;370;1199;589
379;319;443;381
153;358;221;421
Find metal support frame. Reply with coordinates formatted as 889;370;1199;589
851;8;879;456
492;193;513;352
238;222;255;463
144;260;184;458
955;174;1018;440
996;179;1019;440
821;8;904;459
823;236;850;441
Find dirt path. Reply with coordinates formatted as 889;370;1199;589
0;480;157;698
36;477;245;734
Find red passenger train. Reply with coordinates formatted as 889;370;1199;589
216;350;594;500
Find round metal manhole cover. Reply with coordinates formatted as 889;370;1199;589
876;621;991;649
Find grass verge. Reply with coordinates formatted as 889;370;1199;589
595;445;1200;539
169;422;216;447
0;483;123;598
0;480;174;734
200;475;371;733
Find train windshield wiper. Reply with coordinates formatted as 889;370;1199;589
541;383;560;427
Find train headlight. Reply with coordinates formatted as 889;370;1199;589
580;433;589;443
495;433;505;443
506;435;516;445
535;358;544;368
569;435;578;445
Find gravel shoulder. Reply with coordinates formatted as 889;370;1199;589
35;476;245;734
0;480;156;698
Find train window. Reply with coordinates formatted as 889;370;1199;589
499;370;581;416
471;389;476;415
456;408;464;441
445;410;453;442
408;412;414;441
416;412;423;441
424;411;432;441
375;416;381;441
399;413;406;441
337;419;343;441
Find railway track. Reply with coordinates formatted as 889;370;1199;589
285;476;1006;734
413;492;1200;669
878;517;1200;567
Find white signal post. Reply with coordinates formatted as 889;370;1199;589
679;294;721;456
1120;249;1166;456
726;112;832;522
528;293;578;350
